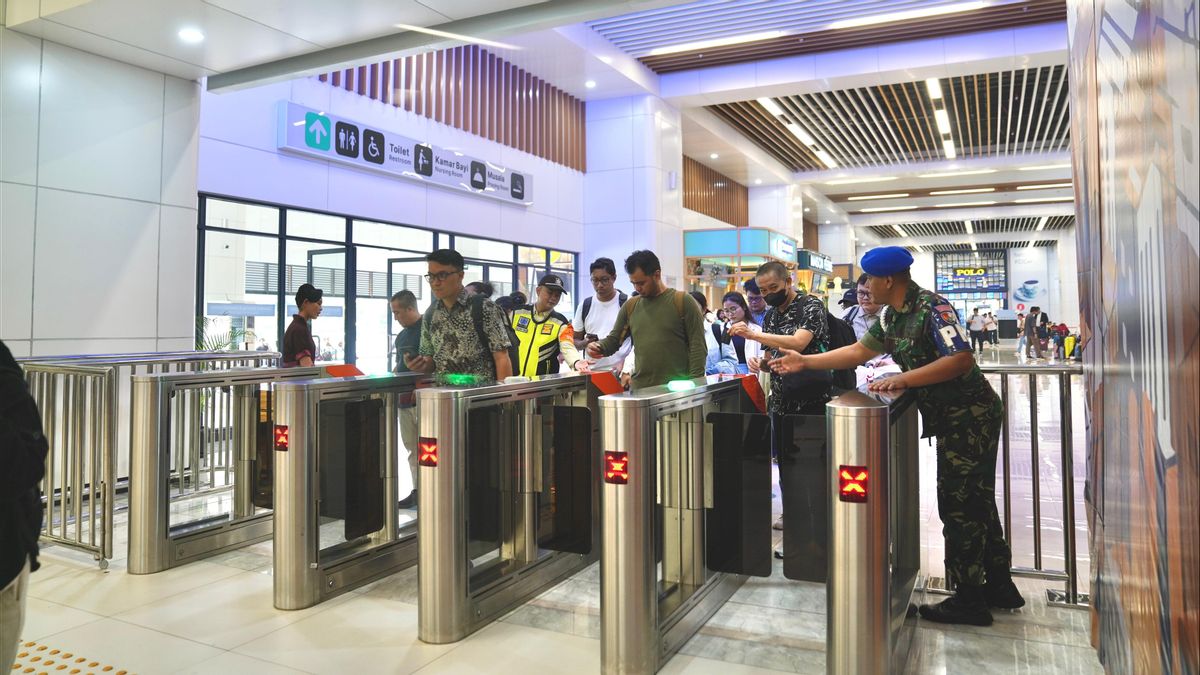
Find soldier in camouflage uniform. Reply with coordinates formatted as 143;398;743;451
767;246;1023;627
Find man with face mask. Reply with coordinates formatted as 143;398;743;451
766;245;1022;627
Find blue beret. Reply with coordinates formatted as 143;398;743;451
861;246;914;276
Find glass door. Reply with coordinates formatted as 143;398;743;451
378;257;433;374
302;247;347;363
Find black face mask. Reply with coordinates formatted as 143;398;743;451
764;289;788;307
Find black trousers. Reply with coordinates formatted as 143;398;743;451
970;330;986;351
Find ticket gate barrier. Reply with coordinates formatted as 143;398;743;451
599;375;769;675
826;391;920;675
272;372;427;610
416;371;624;644
128;366;326;574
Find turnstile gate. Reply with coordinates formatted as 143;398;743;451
272;372;427;609
417;371;623;644
599;375;768;674
128;366;325;574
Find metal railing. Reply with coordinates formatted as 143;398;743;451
21;351;281;565
978;362;1087;608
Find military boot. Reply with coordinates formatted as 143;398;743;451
984;572;1026;609
919;585;993;626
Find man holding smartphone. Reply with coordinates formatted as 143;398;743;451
390;290;422;509
572;257;630;378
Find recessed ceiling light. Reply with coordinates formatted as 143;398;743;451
918;169;997;178
825;220;831;224
785;123;817;146
803;207;811;212
825;176;898;185
648;30;785;56
970;241;978;251
892;225;909;237
754;178;762;185
394;24;520;50
964;219;974;234
1016;182;1073;190
178;27;205;44
1036;216;1049;231
585;80;597;89
846;193;910;201
709;152;719;159
1014;196;1073;203
935;201;998;207
942;138;957;159
1018;163;1071;171
814;149;839;169
930;187;995;195
757;97;785;117
827;1;989;30
934;109;952;135
861;205;919;213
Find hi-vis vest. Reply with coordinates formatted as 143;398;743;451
510;306;576;377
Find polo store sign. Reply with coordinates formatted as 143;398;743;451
277;101;533;206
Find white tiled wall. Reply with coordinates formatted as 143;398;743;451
0;28;199;355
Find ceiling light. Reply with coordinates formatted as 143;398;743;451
861;206;919;213
846;193;910;201
892;225;909;236
710;152;719;159
925;78;943;100
827;2;989;30
918;169;997;178
970;241;978;251
1018;163;1072;171
757;97;785;117
647;30;785;57
825;176;898;185
1027;238;1036;247
178;27;205;44
825;220;831;224
964;219;974;234
1016;182;1073;190
394;24;521;50
935;201;998;207
1014;196;1073;203
974;251;981;257
942;139;957;159
754;178;762;185
785;123;817;146
1036;216;1049;231
814;149;839;169
930;187;995;195
934;109;952;135
585;80;597;89
804;207;810;212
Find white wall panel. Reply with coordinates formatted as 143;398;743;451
31;338;158;357
157;205;198;338
37;42;164;203
583;169;635;225
585;116;635;172
161;77;201;210
1;183;36;340
0;29;42;185
198;138;330;211
326;166;429;229
5;340;32;358
197;80;291;154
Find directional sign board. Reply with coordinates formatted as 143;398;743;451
277;101;533;207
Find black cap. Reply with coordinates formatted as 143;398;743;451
538;274;567;294
838;288;858;307
296;283;323;307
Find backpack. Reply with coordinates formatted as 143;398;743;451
423;294;520;379
580;291;628;328
823;310;858;391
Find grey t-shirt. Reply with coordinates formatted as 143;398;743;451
393;324;421;373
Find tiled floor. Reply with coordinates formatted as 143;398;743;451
16;340;1101;674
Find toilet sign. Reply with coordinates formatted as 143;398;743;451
278;101;533;206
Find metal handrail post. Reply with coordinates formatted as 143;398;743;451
1055;372;1081;606
1000;373;1012;540
1029;372;1042;571
273;383;319;610
128;377;171;574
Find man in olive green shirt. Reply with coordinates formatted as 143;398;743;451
585;250;706;389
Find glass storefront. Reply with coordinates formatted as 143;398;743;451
934;249;1009;320
198;195;577;374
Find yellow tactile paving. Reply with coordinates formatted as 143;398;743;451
9;642;130;675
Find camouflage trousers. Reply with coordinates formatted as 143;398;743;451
937;401;1013;588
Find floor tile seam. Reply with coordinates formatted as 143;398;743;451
85;565;251;616
722;598;825;617
920;621;1098;650
205;591;369;652
104;613;239;652
19;610;108;643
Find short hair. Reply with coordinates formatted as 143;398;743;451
755;261;790;282
510;291;528;305
466;281;495;298
494;295;515;312
743;278;761;295
589;257;616;277
856;273;869;286
688;291;708;312
426;248;464;270
390;290;417;309
624;250;661;276
296;283;322;308
722;291;750;320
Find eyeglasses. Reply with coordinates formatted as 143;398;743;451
590;276;613;285
856;291;872;298
424;271;461;283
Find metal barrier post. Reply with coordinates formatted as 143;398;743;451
232;384;257;520
273;383;319;610
826;392;890;675
129;377;171;574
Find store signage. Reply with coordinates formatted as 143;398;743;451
798;249;833;274
952;267;988;278
277;101;533;206
770;232;796;260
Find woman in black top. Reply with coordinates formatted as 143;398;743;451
283;283;323;367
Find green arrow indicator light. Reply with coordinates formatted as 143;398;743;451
667;380;696;392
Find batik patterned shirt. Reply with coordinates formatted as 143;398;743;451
419;289;512;380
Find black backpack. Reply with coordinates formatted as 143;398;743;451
823;310;858;391
423;295;520;379
580;291;628;327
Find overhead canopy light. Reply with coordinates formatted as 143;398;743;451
1016;182;1073;190
925;78;943;100
647;30;785;56
892;225;909;236
757;97;785;117
825;176;898;185
846;193;910;201
786;123;817;146
827;1;990;30
930;187;995;195
942;139;958;159
814;149;839;169
1036;216;1050;231
1018;163;1072;171
970;241;978;251
918;169;997;178
1015;196;1073;203
861;206;919;213
936;200;998;207
395;24;521;50
934;109;952;135
964;219;974;234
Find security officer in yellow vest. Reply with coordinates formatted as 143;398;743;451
766;245;1023;627
511;274;584;376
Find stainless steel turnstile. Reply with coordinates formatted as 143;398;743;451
599;375;767;674
128;366;324;574
826;391;920;675
272;372;426;610
417;371;622;643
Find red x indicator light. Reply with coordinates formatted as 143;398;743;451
418;437;439;467
604;452;629;485
273;425;289;451
838;465;868;503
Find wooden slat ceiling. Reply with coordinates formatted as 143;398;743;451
588;0;1067;74
909;240;1058;252
867;216;1075;239
709;64;1071;172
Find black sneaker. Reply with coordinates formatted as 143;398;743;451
985;579;1026;609
919;593;993;626
398;490;418;510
